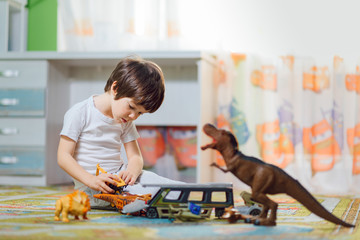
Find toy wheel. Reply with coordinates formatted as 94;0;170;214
215;208;225;218
146;207;158;218
249;208;261;216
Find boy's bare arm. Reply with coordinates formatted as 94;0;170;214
121;140;144;185
57;136;118;193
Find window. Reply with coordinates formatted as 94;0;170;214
188;191;204;201
164;190;182;201
211;191;227;202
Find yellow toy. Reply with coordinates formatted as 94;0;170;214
54;190;91;223
96;163;127;193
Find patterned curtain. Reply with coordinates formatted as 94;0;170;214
214;53;360;194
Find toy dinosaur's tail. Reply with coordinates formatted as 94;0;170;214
286;179;355;228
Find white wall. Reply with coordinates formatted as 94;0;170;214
178;0;360;66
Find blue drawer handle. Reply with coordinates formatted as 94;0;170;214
0;156;18;164
0;128;18;135
0;98;19;106
0;70;19;78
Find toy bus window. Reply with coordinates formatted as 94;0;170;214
188;191;204;201
211;191;226;202
164;190;182;201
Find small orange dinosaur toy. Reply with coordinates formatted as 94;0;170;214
54;190;91;223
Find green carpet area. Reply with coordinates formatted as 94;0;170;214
0;185;359;239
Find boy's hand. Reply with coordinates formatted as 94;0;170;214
88;173;120;193
118;170;138;185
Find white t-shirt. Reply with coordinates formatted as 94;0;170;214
60;95;140;175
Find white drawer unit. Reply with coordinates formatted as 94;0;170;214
0;59;71;186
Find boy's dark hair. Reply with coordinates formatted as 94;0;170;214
104;56;165;113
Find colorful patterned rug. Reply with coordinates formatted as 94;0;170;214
0;185;359;240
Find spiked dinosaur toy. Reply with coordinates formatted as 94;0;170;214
201;123;355;227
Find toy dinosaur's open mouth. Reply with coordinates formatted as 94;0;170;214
201;137;217;150
201;123;219;150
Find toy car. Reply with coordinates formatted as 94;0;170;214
96;163;127;193
142;183;234;219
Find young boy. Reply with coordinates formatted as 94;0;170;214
57;56;182;207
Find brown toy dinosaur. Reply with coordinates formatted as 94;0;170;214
201;123;355;227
